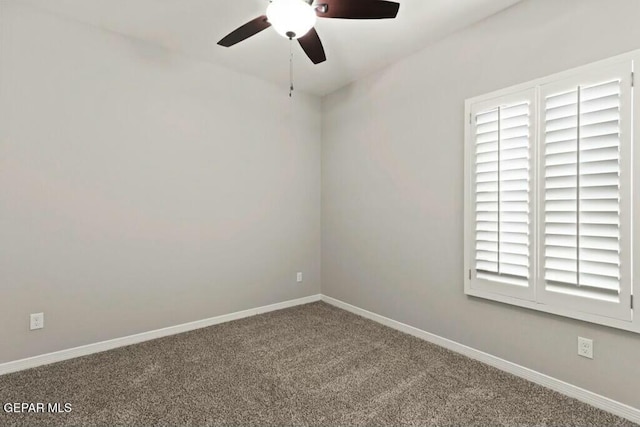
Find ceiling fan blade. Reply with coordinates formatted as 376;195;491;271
218;15;271;47
315;0;400;19
298;28;326;65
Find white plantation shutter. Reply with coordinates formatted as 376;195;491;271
543;82;620;292
539;62;632;320
470;90;535;300
465;55;637;330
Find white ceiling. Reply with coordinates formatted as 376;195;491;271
22;0;522;96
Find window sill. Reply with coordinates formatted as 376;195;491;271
464;286;638;333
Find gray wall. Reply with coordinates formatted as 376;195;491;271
322;0;640;409
0;1;321;363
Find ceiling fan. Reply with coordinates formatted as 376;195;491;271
217;0;401;65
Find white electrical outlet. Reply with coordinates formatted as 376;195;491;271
578;337;593;359
30;313;44;330
296;272;303;283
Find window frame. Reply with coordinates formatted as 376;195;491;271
463;50;639;333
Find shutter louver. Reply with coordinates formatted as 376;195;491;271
474;101;531;287
543;80;622;302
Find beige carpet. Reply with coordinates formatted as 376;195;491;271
0;301;636;426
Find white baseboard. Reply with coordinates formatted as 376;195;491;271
0;294;321;376
321;294;640;425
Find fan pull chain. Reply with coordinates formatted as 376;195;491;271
289;38;294;97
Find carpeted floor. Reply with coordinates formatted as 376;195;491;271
0;301;636;426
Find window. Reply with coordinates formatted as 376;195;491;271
464;52;638;332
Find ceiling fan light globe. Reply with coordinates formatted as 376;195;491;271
266;0;317;39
